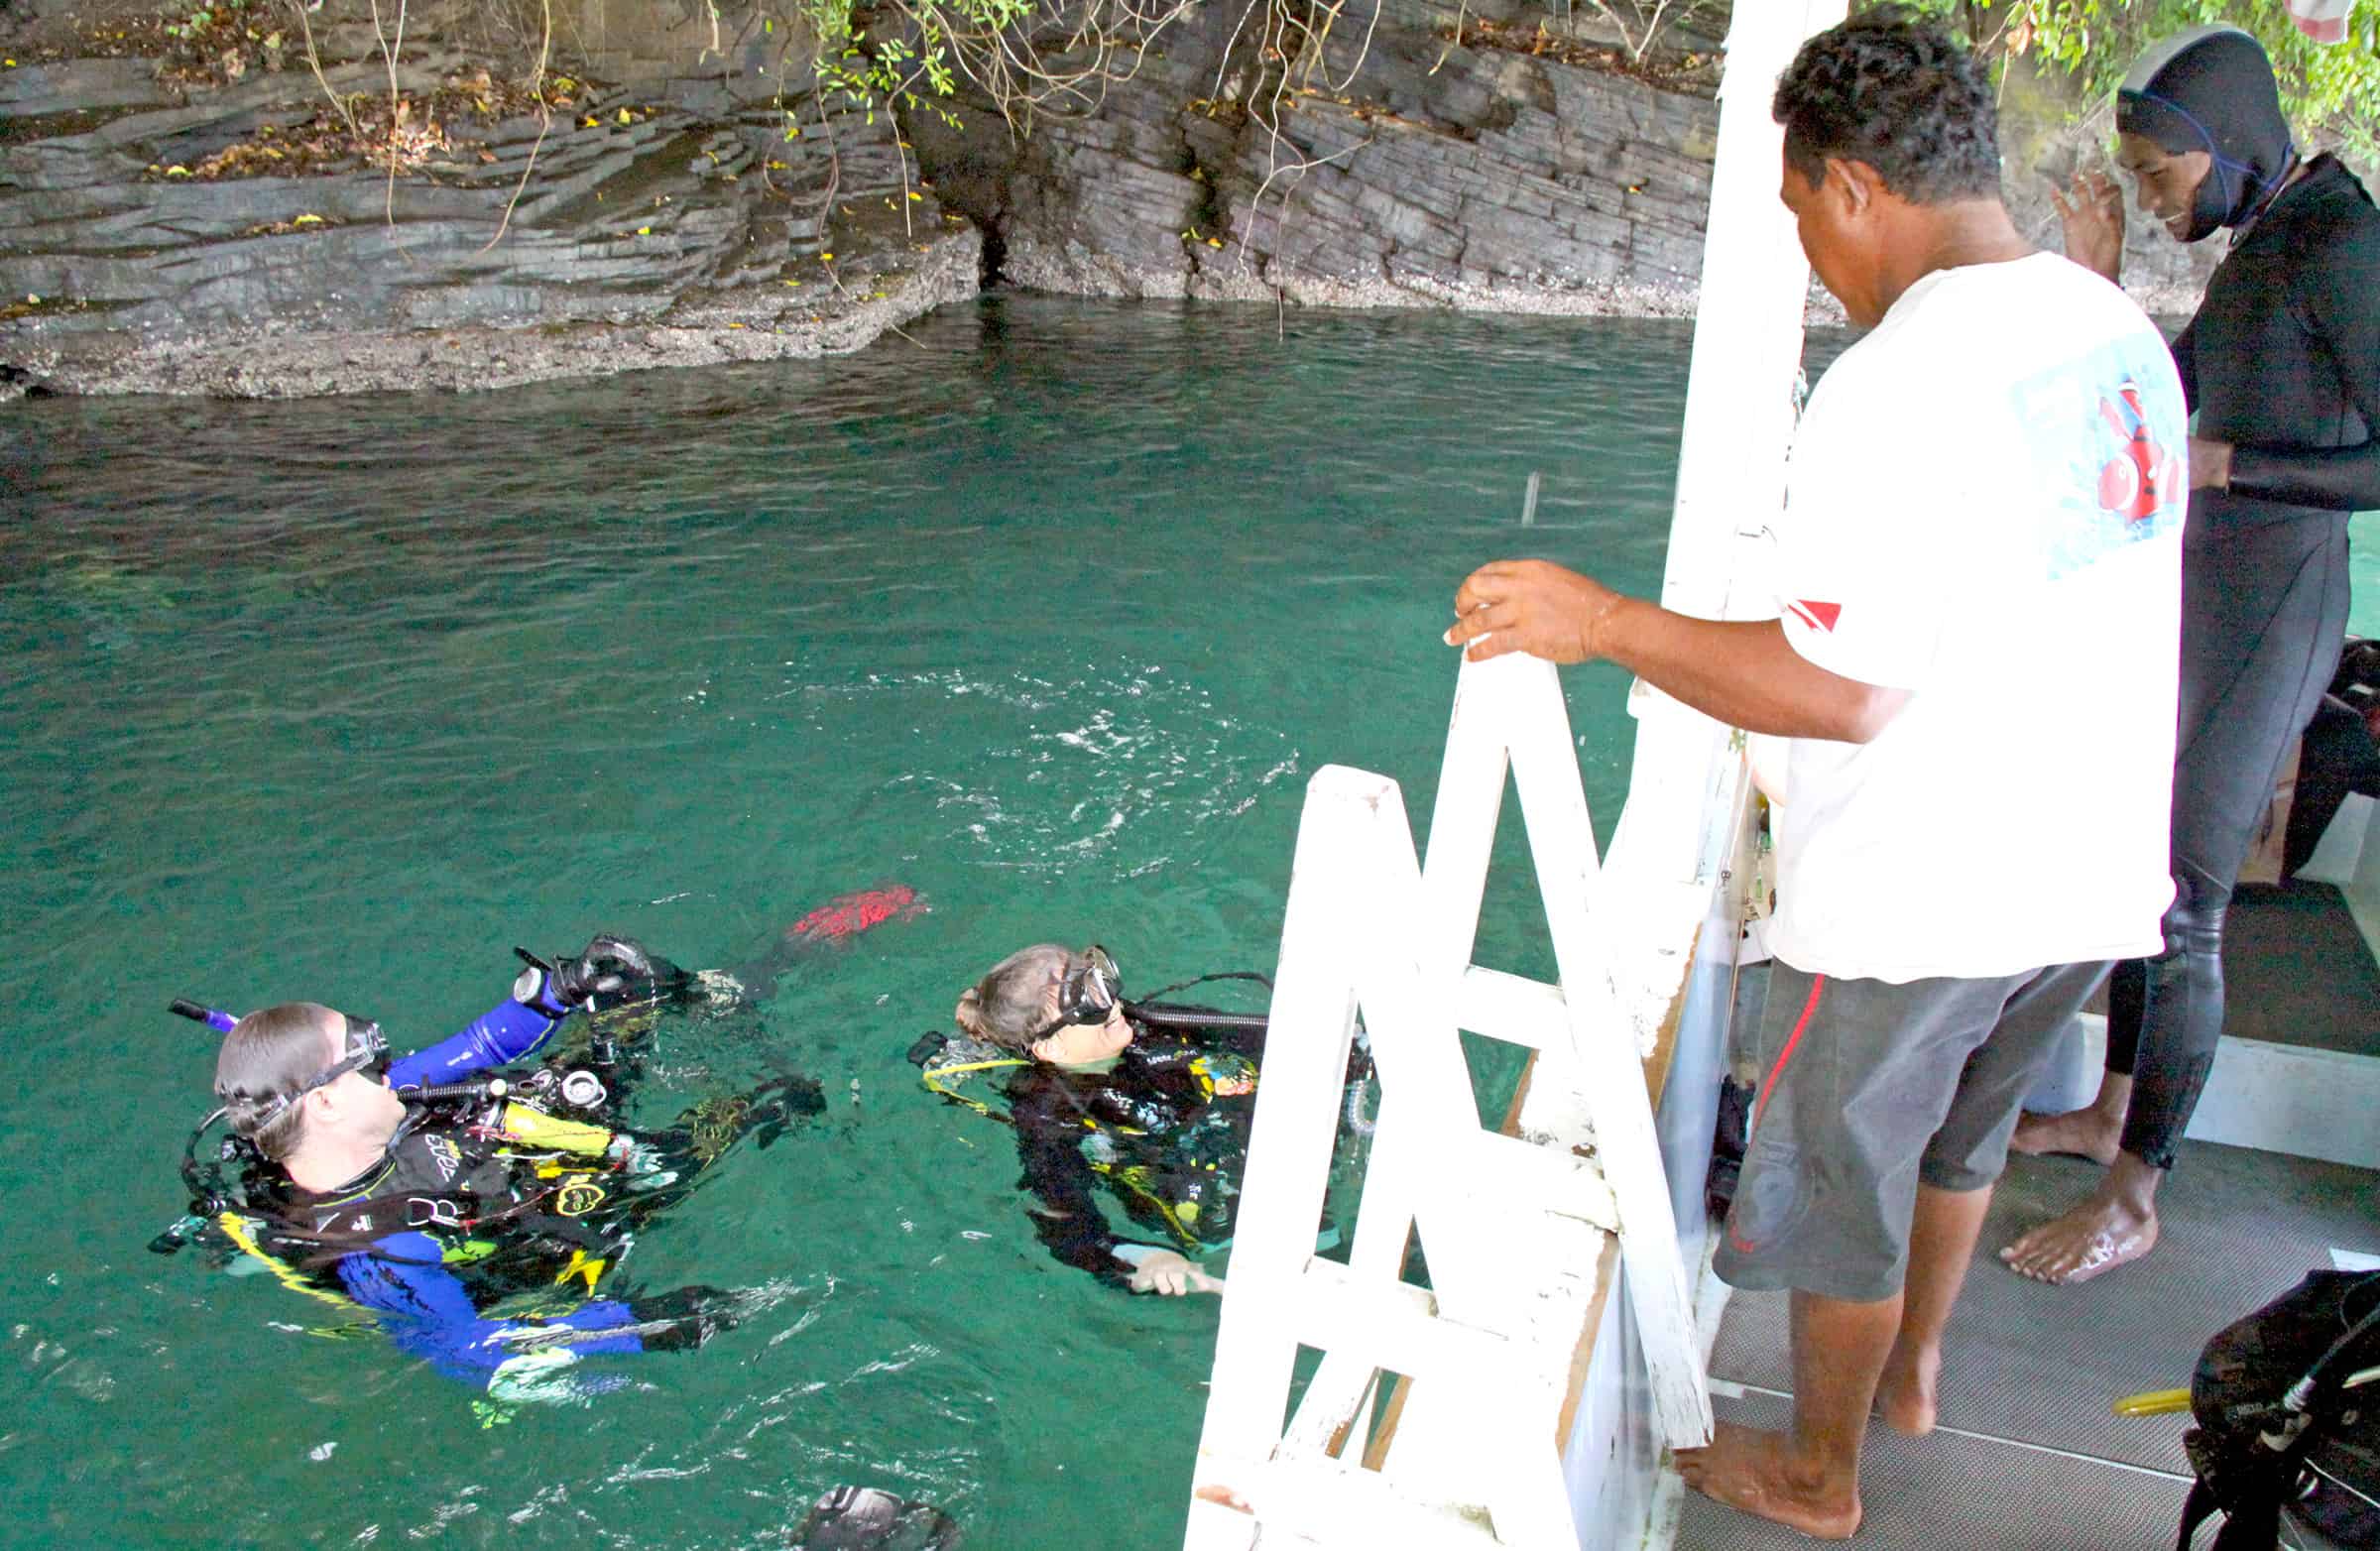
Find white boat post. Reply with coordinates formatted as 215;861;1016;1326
1179;2;1845;1546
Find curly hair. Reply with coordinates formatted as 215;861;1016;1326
1771;7;2002;205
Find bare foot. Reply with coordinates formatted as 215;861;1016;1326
1674;1421;1862;1540
1998;1195;2158;1285
2007;1105;2122;1165
1875;1341;1939;1436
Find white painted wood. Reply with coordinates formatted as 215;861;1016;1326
1455;966;1569;1050
1566;6;1850;1549
1281;1350;1389;1460
1187;652;1722;1551
2187;1036;2380;1170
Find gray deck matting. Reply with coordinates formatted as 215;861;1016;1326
1707;1141;2380;1478
1678;1388;2191;1551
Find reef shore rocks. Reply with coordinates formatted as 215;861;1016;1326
0;0;2217;398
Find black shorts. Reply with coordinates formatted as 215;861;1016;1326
1715;958;2108;1303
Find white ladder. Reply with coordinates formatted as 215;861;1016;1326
1183;652;1712;1551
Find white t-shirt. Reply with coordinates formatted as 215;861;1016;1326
1764;252;2185;984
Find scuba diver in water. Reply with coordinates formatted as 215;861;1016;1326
2002;26;2379;1287
162;886;922;1400
787;1486;962;1550
912;943;1367;1296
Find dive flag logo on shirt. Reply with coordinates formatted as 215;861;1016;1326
1787;599;1843;633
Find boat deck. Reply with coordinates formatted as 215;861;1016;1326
1681;880;2380;1551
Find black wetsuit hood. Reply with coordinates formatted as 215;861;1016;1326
2117;26;2295;243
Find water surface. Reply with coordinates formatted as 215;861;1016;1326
0;296;1691;1551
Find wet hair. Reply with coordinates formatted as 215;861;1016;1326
215;1003;338;1161
1772;7;2002;204
953;944;1070;1054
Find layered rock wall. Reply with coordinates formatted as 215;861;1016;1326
910;0;1729;312
1;0;2242;397
0;0;978;393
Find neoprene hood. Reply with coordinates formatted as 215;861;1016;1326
2116;26;2296;242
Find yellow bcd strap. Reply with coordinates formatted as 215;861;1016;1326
920;1057;1027;1121
218;1213;354;1312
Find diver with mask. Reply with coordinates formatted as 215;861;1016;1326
2004;26;2379;1286
912;943;1368;1295
159;912;888;1401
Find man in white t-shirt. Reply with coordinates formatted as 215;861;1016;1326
1444;14;2183;1541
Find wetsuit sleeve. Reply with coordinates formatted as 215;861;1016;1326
2168;315;2199;413
334;1232;645;1388
2223;219;2380;511
384;996;565;1091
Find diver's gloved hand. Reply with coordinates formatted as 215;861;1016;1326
517;934;654;1015
630;1284;739;1352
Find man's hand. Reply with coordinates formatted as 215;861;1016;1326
2188;436;2233;490
1445;559;1626;664
1125;1250;1222;1296
2053;170;2123;284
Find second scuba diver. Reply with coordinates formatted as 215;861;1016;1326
163;892;923;1400
912;943;1368;1296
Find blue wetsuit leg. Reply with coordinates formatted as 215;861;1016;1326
335;1232;644;1388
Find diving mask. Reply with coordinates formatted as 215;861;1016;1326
252;1012;388;1125
1024;945;1122;1045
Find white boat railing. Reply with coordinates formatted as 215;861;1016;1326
1177;6;1847;1544
1181;653;1712;1551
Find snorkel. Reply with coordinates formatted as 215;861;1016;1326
154;999;256;1253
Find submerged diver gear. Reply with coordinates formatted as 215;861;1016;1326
790;1486;963;1551
1125;969;1275;1032
394;1076;511;1104
512;934;657;1017
2117;28;2297;243
910;1030;1027;1120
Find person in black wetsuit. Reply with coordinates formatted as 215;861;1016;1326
2001;26;2380;1285
934;943;1283;1296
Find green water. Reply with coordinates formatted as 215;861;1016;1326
0;297;1687;1551
4;297;2371;1551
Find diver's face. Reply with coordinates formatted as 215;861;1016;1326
2115;133;2212;240
1027;995;1133;1067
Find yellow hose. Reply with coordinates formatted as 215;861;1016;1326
2113;1387;2193;1417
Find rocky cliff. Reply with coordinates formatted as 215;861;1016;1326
0;0;980;394
0;0;2223;398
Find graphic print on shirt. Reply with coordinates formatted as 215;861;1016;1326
2095;382;2185;523
2015;338;2190;581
